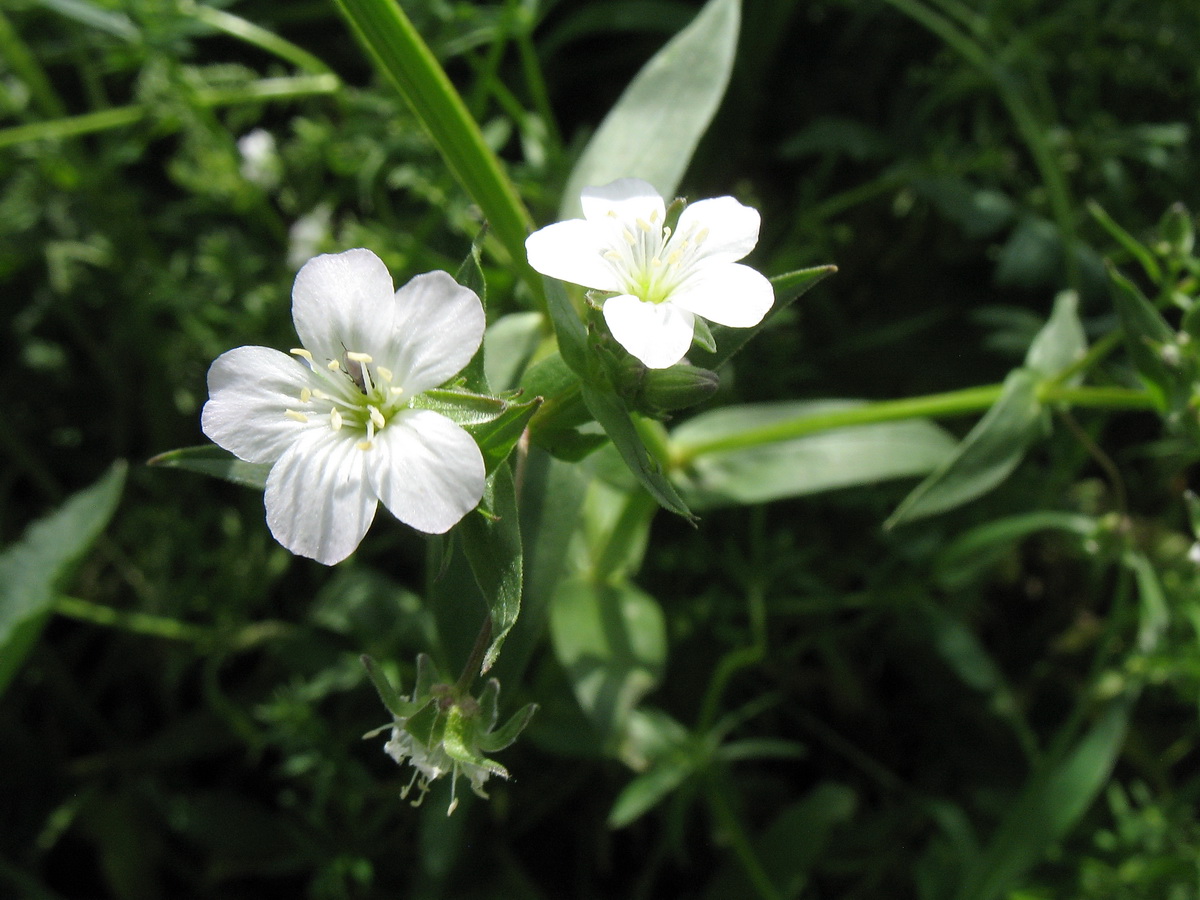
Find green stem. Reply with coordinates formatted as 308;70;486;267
55;595;211;644
0;8;66;118
329;0;540;301
703;768;783;900
0;74;339;149
455;616;494;695
674;383;1154;466
183;1;334;75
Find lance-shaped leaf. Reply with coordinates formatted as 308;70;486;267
1108;264;1177;412
360;654;431;720
412;388;510;426
886;369;1044;527
147;445;270;491
460;461;522;672
468;397;542;474
0;462;126;696
560;0;741;217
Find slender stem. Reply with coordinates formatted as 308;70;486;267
0;75;339;149
0;8;66;118
55;595;211;644
703;768;783;900
673;383;1154;465
183;2;334;76
455;616;494;695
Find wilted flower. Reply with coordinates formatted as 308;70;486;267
364;655;537;815
525;177;774;368
201;249;486;564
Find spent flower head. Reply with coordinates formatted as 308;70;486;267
363;654;537;816
201;249;486;564
525;177;774;368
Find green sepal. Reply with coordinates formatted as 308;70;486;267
412;388;510;426
691;317;717;353
478;700;539;754
443;705;509;779
147;445;270;491
361;654;430;720
1158;201;1194;259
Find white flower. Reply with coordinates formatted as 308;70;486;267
236;128;280;188
201;249;487;565
525;178;774;369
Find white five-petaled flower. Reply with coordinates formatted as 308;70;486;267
525;178;774;369
201;249;487;565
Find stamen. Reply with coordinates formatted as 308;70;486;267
357;440;374;451
330;408;343;431
327;358;342;371
663;226;672;239
284;409;308;423
636;217;653;232
650;208;660;223
695;227;710;243
623;229;637;245
299;388;312;403
377;366;393;383
369;406;386;430
603;250;623;261
311;389;329;401
651;257;662;267
345;351;372;363
667;251;682;265
290;348;313;362
390;387;405;397
606;209;619;217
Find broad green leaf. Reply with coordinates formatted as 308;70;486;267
147;445;270;491
886;369;1043;528
0;462;126;696
550;578;667;750
560;0;741;217
1108;265;1176;412
460;461;523;672
1025;289;1086;379
956;697;1133;900
688;266;838;370
671;400;956;508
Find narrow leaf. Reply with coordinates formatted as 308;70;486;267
148;445;270;491
460;462;523;672
886;369;1043;528
0;462;126;696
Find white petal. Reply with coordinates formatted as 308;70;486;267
201;345;313;464
291;249;396;362
670;263;775;328
580;178;666;225
602;294;696;369
368;410;485;534
525;219;622;291
674;196;760;264
374;271;485;395
264;428;378;565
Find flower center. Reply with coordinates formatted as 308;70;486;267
600;207;710;305
284;348;408;450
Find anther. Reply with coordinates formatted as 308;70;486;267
623;229;637;245
636;217;653;232
369;406;386;429
299;388;312;403
330;408;343;431
345;351;372;363
604;250;623;261
290;348;313;363
356;440;374;451
285;409;308;423
327;359;342;371
377;366;393;382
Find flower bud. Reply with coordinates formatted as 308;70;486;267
1159;202;1195;258
617;357;720;417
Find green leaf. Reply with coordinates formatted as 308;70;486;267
477;701;538;754
542;276;590;376
671;400;956;508
1108;264;1176;411
455;229;490;392
886;369;1043;528
581;383;694;519
1125;551;1169;654
468;397;542;474
1025;289;1087;379
360;654;429;720
413;388;509;426
484;311;545;392
460;461;522;673
329;0;536;292
549;579;667;750
0;462;126;696
687;265;838;370
934;511;1097;590
560;0;741;217
956;697;1133;900
147;445;270;491
608;756;693;829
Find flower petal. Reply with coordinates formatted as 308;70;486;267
367;409;485;534
264;428;378;565
674;196;760;264
291;248;396;363
602;294;696;369
525;219;622;292
201;345;313;464
580;178;666;225
670;263;775;328
372;271;486;396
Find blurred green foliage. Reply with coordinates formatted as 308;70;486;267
3;0;1200;898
